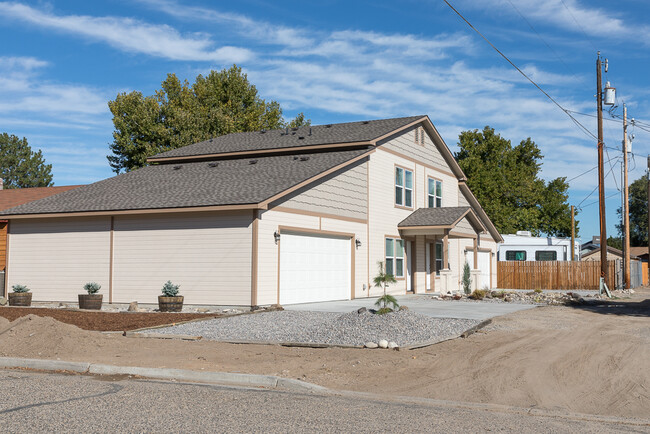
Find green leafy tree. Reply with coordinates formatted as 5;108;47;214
616;176;648;246
607;236;622;250
373;261;399;314
0;133;53;189
455;126;575;237
108;65;309;173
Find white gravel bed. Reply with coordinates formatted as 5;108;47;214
147;310;481;346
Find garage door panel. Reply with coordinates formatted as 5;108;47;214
465;250;491;289
280;232;351;305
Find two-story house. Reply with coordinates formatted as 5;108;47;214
0;115;502;306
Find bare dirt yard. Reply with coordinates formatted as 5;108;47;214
1;289;648;419
0;308;219;331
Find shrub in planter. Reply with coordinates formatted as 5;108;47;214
462;262;472;295
158;281;183;312
79;282;103;310
9;284;32;307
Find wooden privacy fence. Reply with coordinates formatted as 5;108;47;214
497;261;616;290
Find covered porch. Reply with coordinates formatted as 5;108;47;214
398;207;489;294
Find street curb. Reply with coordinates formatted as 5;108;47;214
0;357;324;393
0;357;90;373
1;357;648;426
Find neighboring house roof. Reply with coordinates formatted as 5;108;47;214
581;246;639;260
0;149;371;217
0;186;82;211
148;116;425;162
629;247;649;259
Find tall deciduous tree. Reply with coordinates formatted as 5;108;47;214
616;176;648;246
108;65;309;173
455;126;575;237
0;133;53;188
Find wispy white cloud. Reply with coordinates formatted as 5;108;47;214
0;2;253;62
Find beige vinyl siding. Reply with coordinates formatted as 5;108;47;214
273;160;368;220
255;209;368;305
112;211;253;305
7;217;111;302
380;126;449;172
368;149;416;296
454;216;476;235
459;191;470;207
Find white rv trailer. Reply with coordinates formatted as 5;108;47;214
498;231;581;262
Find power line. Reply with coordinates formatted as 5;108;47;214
577;157;620;209
581;192;620;209
504;0;581;82
558;0;598;52
442;0;598;142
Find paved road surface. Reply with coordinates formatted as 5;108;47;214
284;294;536;320
0;370;642;433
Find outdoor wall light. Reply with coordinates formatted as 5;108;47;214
355;238;362;248
274;231;281;244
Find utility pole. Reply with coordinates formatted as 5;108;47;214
571;205;575;261
647;155;650;282
596;53;608;283
622;104;630;289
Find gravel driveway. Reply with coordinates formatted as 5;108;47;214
150;310;481;346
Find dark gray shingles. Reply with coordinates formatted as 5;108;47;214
0;149;371;215
398;207;471;227
150;116;425;159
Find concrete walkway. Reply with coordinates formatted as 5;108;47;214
284;295;537;321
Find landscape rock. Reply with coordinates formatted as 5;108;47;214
388;341;399;349
0;297;7;306
453;294;462;300
365;342;378;349
504;297;512;302
196;308;210;313
357;307;367;314
378;339;389;348
128;302;138;312
398;305;408;311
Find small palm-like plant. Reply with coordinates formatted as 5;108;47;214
83;282;101;294
12;284;29;293
161;280;180;297
373;261;399;314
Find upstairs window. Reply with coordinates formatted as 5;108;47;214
428;178;442;208
395;167;413;208
386;238;405;278
535;251;557;261
505;251;526;261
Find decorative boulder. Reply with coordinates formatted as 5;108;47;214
365;342;378;349
378;339;389;349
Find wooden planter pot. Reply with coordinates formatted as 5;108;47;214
158;296;184;312
8;292;32;307
78;294;103;310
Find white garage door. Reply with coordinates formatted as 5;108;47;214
279;232;351;305
465;250;491;289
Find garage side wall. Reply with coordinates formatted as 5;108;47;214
7;217;111;301
112;211;253;305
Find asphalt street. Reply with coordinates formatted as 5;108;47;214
0;370;644;433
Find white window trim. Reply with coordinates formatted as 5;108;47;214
427;177;442;208
386;237;405;278
396;167;413;208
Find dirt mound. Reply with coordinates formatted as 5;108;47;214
0;314;111;358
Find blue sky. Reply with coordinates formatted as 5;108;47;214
1;0;649;240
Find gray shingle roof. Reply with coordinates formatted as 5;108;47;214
0;149;370;215
149;115;425;160
398;207;471;227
